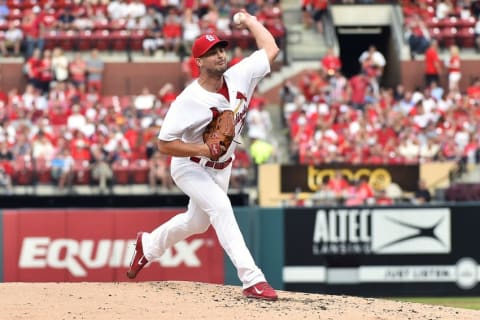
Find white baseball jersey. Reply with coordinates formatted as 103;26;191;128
145;48;272;288
158;49;271;163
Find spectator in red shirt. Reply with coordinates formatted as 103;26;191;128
48;102;69;126
321;47;341;77
37;49;53;95
348;72;370;111
70;130;91;162
162;9;182;55
69;53;87;90
424;40;442;88
326;169;349;198
230;146;251;190
37;2;58;34
24;48;42;90
181;55;200;85
344;177;375;206
467;77;480;101
22;8;43;59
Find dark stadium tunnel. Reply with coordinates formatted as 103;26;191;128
336;26;391;82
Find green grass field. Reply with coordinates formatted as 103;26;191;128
389;297;480;310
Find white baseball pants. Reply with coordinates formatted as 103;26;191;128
142;158;266;288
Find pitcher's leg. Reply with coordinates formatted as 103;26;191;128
142;201;210;261
175;171;266;288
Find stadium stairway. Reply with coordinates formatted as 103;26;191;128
281;0;329;62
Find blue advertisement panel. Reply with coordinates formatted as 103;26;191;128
284;205;480;296
224;207;284;289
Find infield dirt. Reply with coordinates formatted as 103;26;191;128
1;281;479;320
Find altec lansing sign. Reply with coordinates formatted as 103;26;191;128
312;208;451;255
283;207;480;292
2;209;223;282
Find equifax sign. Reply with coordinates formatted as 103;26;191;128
2;209;224;283
19;237;206;277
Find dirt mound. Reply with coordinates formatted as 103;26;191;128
2;281;479;320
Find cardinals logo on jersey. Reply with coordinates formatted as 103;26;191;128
234;91;247;131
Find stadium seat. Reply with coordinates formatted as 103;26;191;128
56;30;78;51
77;30;93;51
7;8;22;21
438;17;457;29
129;29;146;51
91;29;111;51
456;27;476;48
428;27;442;43
34;158;52;185
43;30;59;51
110;30;130;51
129;159;149;184
112;160;130;185
12;156;34;186
0;20;8;31
456;17;476;29
425;17;440;29
93;20;109;31
440;27;457;48
73;160;91;185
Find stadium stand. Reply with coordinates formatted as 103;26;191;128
0;0;479;205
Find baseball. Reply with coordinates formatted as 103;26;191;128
233;12;245;25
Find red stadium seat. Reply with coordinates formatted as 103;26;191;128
108;18;127;31
456;27;476;48
438;17;457;29
456;17;476;29
428;27;442;43
12;156;34;186
73;160;91;185
56;30;78;51
7;8;22;21
0;20;8;31
441;27;457;48
93;20;109;31
130;29;146;51
91;29;111;51
43;30;59;51
425;17;440;29
77;29;93;51
112;160;130;185
110;30;130;51
129;159;149;184
34;158;52;184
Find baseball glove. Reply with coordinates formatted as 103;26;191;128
203;110;235;160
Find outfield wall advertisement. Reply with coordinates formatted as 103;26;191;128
284;206;480;296
1;209;223;283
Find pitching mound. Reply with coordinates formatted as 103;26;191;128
2;281;480;320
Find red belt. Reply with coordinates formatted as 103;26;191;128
189;157;232;170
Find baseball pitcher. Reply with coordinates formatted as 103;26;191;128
127;9;280;301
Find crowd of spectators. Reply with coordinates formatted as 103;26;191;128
0;41;264;194
0;0;289;194
402;0;480;57
0;0;286;58
280;38;480;205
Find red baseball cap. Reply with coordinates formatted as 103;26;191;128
192;34;229;58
